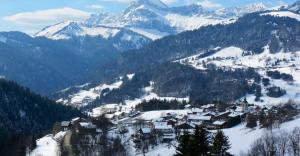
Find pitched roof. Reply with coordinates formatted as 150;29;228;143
141;128;152;134
61;121;70;127
79;122;96;129
188;115;211;121
213;121;227;126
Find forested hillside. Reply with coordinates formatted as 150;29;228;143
0;79;81;156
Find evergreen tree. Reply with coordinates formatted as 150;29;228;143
211;130;231;156
190;126;210;156
175;131;191;156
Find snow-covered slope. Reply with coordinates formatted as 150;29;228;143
57;80;123;107
261;11;300;21
35;21;121;40
178;45;300;106
215;2;267;17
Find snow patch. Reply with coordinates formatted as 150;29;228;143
129;28;169;40
126;73;135;80
0;36;7;43
261;11;300;21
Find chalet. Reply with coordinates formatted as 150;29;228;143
104;114;115;120
162;133;176;142
175;122;195;134
139;128;152;139
203;112;216;117
163;112;177;120
184;104;191;109
212;120;227;129
214;111;231;121
71;117;86;125
103;104;118;113
128;111;140;117
201;104;216;112
191;108;204;115
188;114;212;124
166;119;177;127
76;122;97;134
114;111;125;119
61;121;71;131
153;122;173;134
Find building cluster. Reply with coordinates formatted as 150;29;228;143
55;117;104;136
128;103;257;143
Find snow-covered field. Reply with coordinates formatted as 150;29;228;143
136;143;176;156
225;116;300;155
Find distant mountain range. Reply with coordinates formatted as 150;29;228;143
35;0;269;41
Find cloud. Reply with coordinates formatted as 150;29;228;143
162;0;177;5
195;0;222;9
3;7;90;26
87;4;104;9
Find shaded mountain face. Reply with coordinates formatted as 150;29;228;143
0;32;121;95
0;79;81;134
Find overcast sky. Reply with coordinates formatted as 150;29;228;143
0;0;297;34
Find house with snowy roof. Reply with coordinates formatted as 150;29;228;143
153;122;173;133
212;120;227;129
61;121;71;131
187;114;212;124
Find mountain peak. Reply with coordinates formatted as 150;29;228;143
215;2;267;17
132;0;168;9
243;2;267;12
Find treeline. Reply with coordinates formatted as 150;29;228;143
135;99;188;111
0;79;81;156
176;126;232;156
246;127;300;156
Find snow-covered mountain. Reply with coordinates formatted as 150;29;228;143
288;0;300;13
215;2;267;17
35;0;270;42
